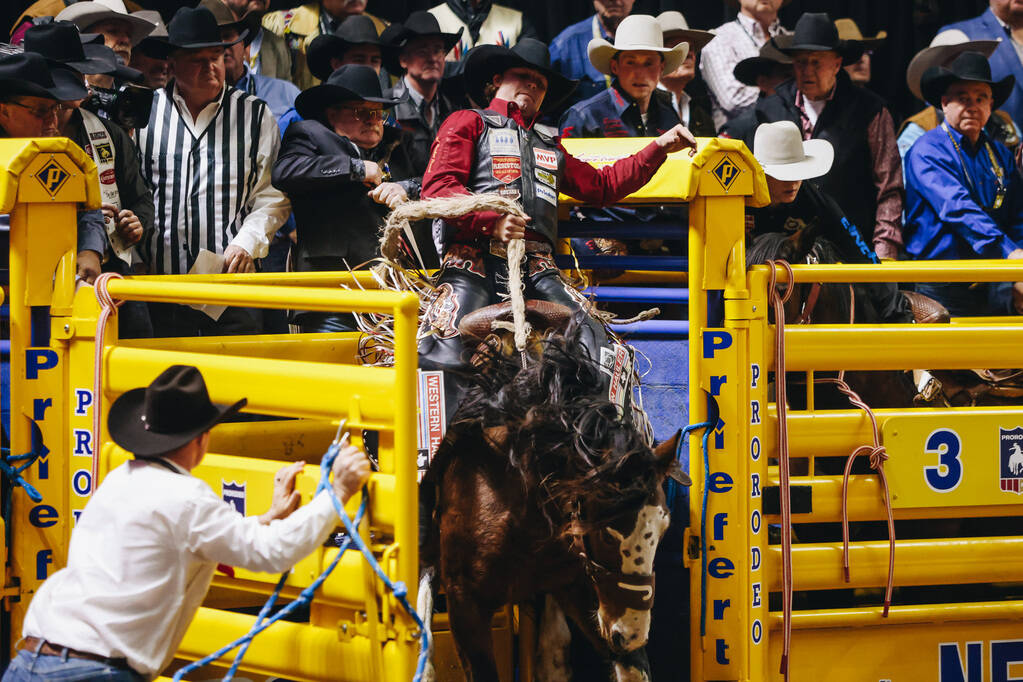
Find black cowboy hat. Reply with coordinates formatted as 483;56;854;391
198;0;263;47
920;50;1015;110
108;365;246;457
295;63;403;121
464;38;578;113
149;6;247;60
734;34;793;87
49;65;92;101
23;22;115;76
380;11;462;76
308;15;396;83
773;12;864;66
0;52;70;100
81;43;144;84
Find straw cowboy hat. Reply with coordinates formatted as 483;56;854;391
753;120;834;181
906;30;1000;101
464;38;577;113
198;0;264;45
920;51;1015;110
588;14;689;77
833;18;887;50
108;365;246;457
773;12;864;66
296;63;403;121
656;11;715;52
56;0;156;47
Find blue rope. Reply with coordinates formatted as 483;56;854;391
0;446;43;503
673;420;714;638
174;437;430;681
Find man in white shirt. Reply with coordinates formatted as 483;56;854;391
5;365;370;682
699;0;789;130
136;6;292;336
656;10;715;136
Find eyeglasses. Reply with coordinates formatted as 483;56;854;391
341;106;385;123
6;100;60;120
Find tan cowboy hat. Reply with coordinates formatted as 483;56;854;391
906;30;1000;101
588;15;689;77
56;0;156;46
834;18;887;50
754;121;834;182
656;11;715;52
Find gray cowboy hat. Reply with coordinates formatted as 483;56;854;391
906;31;1000;101
56;0;156;47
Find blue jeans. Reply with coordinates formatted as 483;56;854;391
2;648;142;681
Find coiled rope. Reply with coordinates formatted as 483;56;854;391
91;272;124;494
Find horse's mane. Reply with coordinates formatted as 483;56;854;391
447;317;662;531
745;228;844;268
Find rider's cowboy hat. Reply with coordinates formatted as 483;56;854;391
295;63;402;121
56;0;156;47
380;11;463;76
308;15;397;82
464;38;577;113
772;12;864;66
734;34;793;87
148;6;247;60
753;120;834;182
920;51;1015;110
22;22;115;76
656;11;715;52
833;18;887;51
0;51;82;100
588;15;689;77
108;365;246;457
906;30;1000;102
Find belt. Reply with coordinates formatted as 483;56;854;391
22;636;133;671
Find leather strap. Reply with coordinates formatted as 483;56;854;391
22;637;132;670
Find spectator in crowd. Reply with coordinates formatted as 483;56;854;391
130;11;171;90
273;65;423;331
308;15;392;80
750;120;913;322
427;0;537;61
657;11;716;137
938;0;1023;128
419;38;696;414
550;0;636;109
203;0;302;134
383;12;462;177
136;7;291;336
719;35;793;141
263;0;388;90
218;0;293;80
26;23;156;338
834;17;886;86
740;13;905;261
905;52;1023;316
6;364;371;682
700;0;789;130
898;31;1019;162
56;0;155;69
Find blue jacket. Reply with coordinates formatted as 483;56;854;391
904;124;1023;260
940;9;1023;127
559;82;681;139
550;15;611;111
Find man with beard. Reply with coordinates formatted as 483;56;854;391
56;0;156;73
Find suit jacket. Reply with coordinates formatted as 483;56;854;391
940;8;1023;127
271;120;423;271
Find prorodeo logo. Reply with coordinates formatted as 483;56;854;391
712;156;741;191
36;159;70;197
1000;427;1023;494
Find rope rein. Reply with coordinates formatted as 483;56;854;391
92;272;124;495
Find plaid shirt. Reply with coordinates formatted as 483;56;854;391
700;13;788;130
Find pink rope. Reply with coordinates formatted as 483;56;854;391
91;272;124;495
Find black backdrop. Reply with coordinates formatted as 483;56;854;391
2;0;993;120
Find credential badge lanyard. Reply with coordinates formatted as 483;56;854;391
942;122;1007;211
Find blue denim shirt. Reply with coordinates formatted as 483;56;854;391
559;82;681;139
550;15;611;110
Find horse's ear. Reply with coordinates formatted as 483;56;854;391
788;219;822;260
653;431;692;486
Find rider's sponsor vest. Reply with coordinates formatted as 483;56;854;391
457;109;565;246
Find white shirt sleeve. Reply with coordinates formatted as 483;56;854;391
183;487;339;574
230;107;292;258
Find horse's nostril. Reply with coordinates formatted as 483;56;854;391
611;631;626;650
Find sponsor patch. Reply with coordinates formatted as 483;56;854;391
534;148;558;170
535;182;557;206
535;168;557;188
89;131;106;141
497;187;521;200
94;142;113;162
598;344;632;407
417;370;446;481
488;130;519;156
99;168;116;185
1000;426;1023;494
222;480;246;515
492;155;521;184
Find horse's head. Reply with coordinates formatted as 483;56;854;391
570;431;686;654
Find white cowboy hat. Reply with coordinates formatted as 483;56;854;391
753;121;834;182
588;15;689;77
656;11;715;52
906;30;1000;101
56;0;156;47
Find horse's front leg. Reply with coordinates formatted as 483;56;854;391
536;594;572;682
447;586;500;682
610;648;651;682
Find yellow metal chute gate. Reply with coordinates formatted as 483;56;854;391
1;140;421;681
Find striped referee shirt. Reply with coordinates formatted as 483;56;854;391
137;82;291;275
